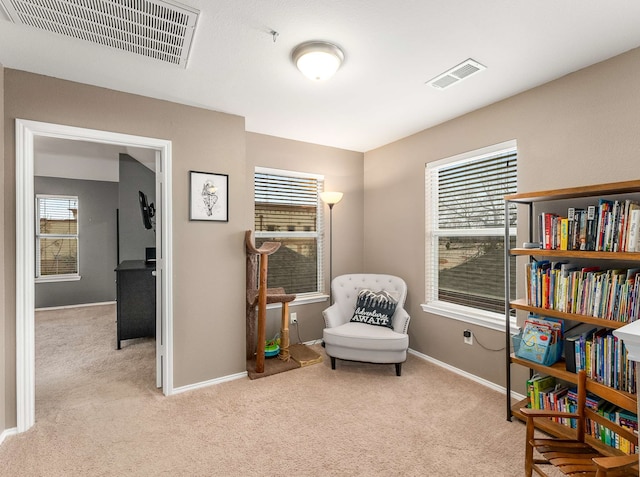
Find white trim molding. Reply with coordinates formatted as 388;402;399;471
35;301;117;312
172;371;248;395
421;301;519;335
0;428;19;446
15;119;174;432
408;348;526;402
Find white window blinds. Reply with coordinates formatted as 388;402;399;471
36;195;79;278
254;169;324;296
426;145;517;315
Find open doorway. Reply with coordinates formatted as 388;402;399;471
15;119;174;433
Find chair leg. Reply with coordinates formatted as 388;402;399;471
395;363;402;376
330;356;336;370
524;418;535;477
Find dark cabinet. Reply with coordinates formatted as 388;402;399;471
115;260;156;349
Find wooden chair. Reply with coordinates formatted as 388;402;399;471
521;370;638;476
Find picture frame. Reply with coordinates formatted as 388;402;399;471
189;171;229;222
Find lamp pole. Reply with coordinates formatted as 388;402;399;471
328;202;335;296
319;191;343;303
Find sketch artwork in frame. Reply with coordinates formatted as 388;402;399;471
189;171;229;222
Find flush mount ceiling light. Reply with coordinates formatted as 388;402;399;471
292;41;344;81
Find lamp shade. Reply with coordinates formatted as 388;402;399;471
292;41;344;81
320;191;344;205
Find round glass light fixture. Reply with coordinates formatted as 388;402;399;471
292;41;344;81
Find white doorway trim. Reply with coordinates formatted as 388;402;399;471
15;119;174;432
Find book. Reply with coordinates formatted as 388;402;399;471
578;209;588;250
530;375;556;410
564;323;598;373
517;319;556;365
628;208;640;252
586;205;597;251
570;209;585;251
560;217;569;250
596;199;614;251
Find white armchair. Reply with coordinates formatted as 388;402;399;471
322;274;410;376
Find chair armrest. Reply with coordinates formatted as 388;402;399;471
592;454;638;472
392;308;410;334
519;408;579;420
323;304;347;328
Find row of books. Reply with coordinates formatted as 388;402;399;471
527;374;638;454
525;261;640;323
567;326;636;394
514;315;637;393
538;199;640;252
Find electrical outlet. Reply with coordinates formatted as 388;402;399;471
463;329;473;345
290;312;298;325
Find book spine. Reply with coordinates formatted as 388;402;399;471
629;209;640;252
560;218;569;250
586;205;596;251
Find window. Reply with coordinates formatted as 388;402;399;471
254;168;324;297
424;142;517;329
36;195;79;281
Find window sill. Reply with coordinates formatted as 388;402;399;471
421;300;518;334
266;293;329;310
35;275;81;284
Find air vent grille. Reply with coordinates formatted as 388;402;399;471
427;59;486;90
0;0;199;67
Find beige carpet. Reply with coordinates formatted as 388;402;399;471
0;303;536;476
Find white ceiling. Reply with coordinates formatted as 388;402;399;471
2;1;640;152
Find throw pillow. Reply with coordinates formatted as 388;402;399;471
350;289;398;329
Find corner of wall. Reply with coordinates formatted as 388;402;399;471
0;61;7;435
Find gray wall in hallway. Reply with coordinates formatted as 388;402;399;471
34;176;118;308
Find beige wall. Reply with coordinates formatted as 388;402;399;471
3;45;640;434
2;70;249;427
0;62;5;434
245;133;364;339
364;46;640;391
0;73;365;432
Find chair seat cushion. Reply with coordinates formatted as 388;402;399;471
323;322;408;351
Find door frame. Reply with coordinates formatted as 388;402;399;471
15;119;174;432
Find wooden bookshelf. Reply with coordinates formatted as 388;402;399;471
510;354;637;412
504;179;640;455
510;248;640;261
504;180;640;204
510;399;629;458
509;298;631;330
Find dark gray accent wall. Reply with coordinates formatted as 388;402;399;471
118;154;155;262
34;177;118;308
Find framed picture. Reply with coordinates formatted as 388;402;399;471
189;171;229;222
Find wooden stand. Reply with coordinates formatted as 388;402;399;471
245;230;295;373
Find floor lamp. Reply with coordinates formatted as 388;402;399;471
320;191;343;303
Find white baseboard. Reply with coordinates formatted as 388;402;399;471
408;348;526;402
0;427;18;446
35;301;116;312
171;340;321;395
172;371;248;395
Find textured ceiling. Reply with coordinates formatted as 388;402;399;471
2;1;640;152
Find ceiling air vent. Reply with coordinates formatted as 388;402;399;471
427;58;486;90
0;0;199;68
